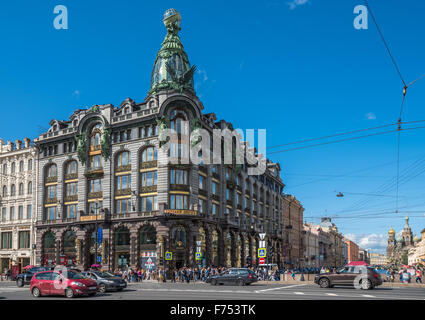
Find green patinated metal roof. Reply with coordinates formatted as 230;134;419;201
149;9;196;96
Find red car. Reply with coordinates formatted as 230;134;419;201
30;270;99;298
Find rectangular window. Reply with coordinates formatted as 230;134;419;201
1;232;12;249
10;207;15;221
170;170;188;185
18;231;30;249
141;171;157;187
116;199;131;214
199;175;204;190
169;194;188;210
89;155;102;170
141;196;158;212
88;201;103;215
89;178;103;193
140;127;146;139
65;182;78;196
46;185;57;199
226;188;231;201
27;205;32;219
18;206;23;220
65;204;77;219
116;175;131;190
45;207;57;220
212;182;218;195
198;199;205;214
1;208;6;221
212;204;219;216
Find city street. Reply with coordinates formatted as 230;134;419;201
0;282;424;300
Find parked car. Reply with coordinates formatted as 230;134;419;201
30;270;99;298
81;271;127;293
314;265;382;290
16;267;51;287
206;268;257;286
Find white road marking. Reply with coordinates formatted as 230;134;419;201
326;293;338;296
293;292;305;295
361;294;376;298
255;284;307;293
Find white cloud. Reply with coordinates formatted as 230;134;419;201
365;112;376;120
345;233;387;254
197;69;208;82
287;0;309;10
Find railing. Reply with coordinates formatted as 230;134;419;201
65;173;78;181
140;161;157;169
140;185;157;193
64;195;78;202
88;191;103;199
116;165;131;173
45;198;58;205
116;188;132;196
45;176;57;183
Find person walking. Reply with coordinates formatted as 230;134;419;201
415;268;422;284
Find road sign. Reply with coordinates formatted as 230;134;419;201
97;227;103;244
258;248;266;258
259;240;265;248
97;255;102;263
259;258;265;265
165;252;172;260
195;252;202;260
259;233;266;240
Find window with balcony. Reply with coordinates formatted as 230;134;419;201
116;198;131;214
64;204;77;219
45;207;57;221
65;160;78;179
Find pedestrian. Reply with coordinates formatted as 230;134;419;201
402;269;411;283
291;270;296;280
415;268;422;284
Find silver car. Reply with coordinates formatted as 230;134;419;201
81;271;127;293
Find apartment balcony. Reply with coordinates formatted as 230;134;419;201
140;160;157;169
116;188;132;196
64;173;78;181
198;189;208;197
116;165;131;173
170;184;190;192
45;198;58;205
85;168;104;178
140;185;157;194
45;176;57;184
88;191;103;199
64;195;78;202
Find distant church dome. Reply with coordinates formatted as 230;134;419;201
414;235;421;242
388;227;395;235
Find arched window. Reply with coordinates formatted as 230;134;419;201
28;159;33;171
46;164;57;178
89;123;103;150
2;186;7;197
140;225;156;245
171;226;187;247
2;164;7;174
10;184;16;196
115;227;130;246
19;161;24;172
19;183;24;195
170;109;189;135
65;160;77;176
28;182;32;194
116;151;131;168
141;147;157;163
11;162;15;173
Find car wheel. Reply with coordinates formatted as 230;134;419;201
88;292;96;297
361;279;372;290
319;278;330;288
211;279;217;286
237;279;244;286
32;287;41;298
117;288;124;292
17;278;24;287
65;288;75;298
99;284;106;293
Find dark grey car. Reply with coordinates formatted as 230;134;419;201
206;268;258;286
81;271;127;293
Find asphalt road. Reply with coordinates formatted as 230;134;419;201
0;282;424;300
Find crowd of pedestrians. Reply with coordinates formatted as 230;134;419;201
385;267;423;283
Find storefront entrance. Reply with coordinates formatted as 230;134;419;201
116;253;130;270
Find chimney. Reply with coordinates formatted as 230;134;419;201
16;140;22;150
24;138;31;148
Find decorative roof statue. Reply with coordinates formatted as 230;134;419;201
149;9;197;96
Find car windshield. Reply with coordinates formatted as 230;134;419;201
30;267;49;273
66;271;85;280
95;272;115;278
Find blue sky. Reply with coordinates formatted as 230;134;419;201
1;0;425;253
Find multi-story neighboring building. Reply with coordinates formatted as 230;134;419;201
303;222;319;268
369;252;387;266
282;195;304;268
0;138;37;274
317;217;344;267
359;248;369;264
344;237;359;263
33;9;291;272
407;229;424;265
